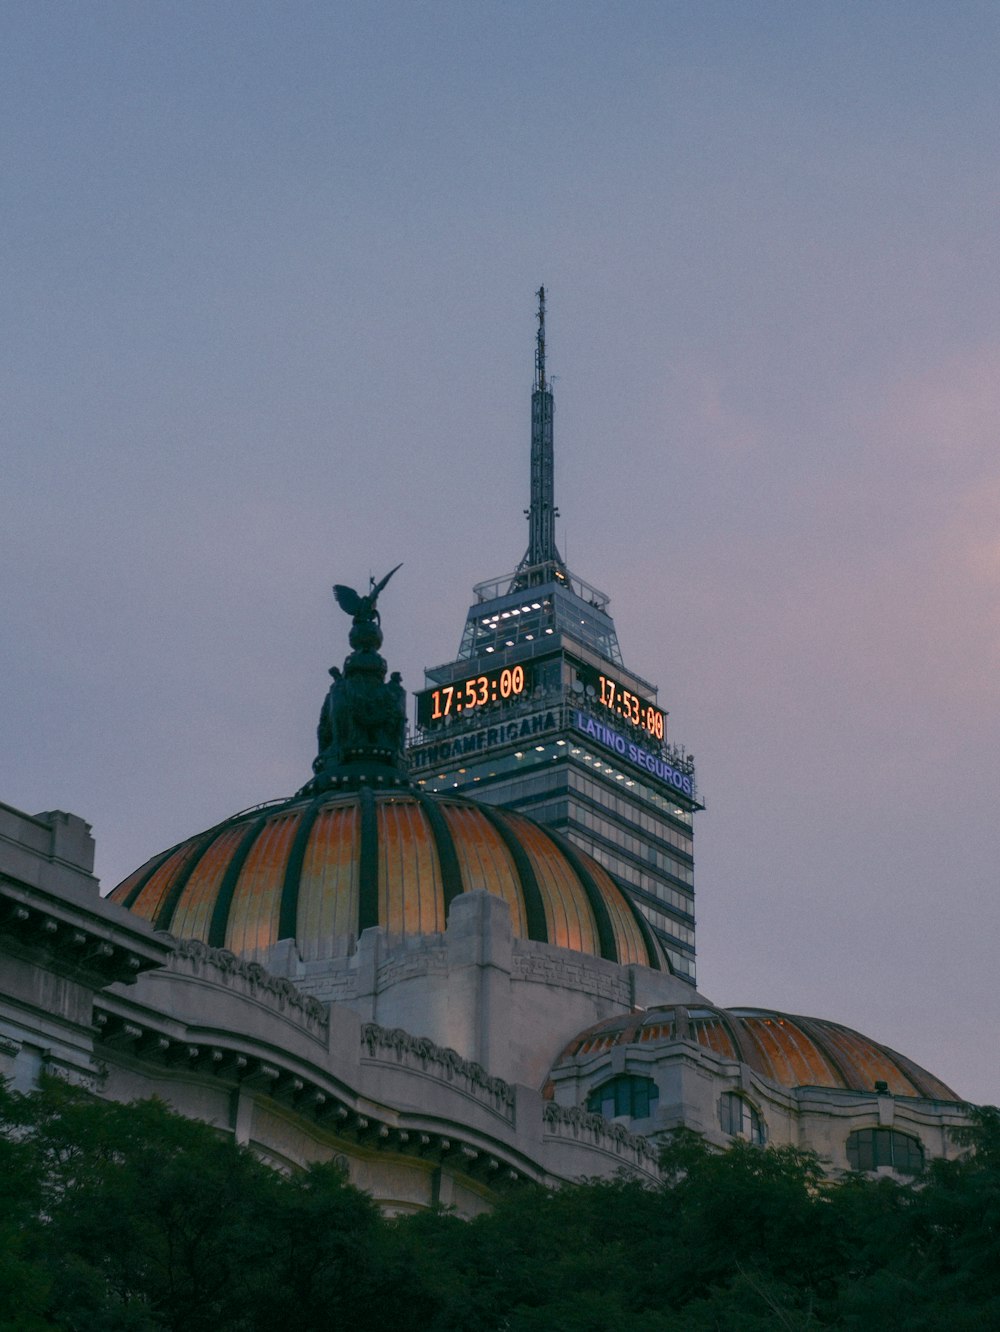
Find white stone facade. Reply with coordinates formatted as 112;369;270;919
0;799;969;1214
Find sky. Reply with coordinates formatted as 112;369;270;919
4;1;1000;1106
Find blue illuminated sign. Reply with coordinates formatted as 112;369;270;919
572;710;694;797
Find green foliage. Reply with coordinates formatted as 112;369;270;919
3;1080;1000;1330
0;1078;418;1331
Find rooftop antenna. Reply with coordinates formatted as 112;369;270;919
535;284;547;393
521;286;562;574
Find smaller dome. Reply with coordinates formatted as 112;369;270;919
555;1004;959;1100
110;790;665;971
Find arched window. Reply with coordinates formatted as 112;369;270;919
718;1092;766;1144
846;1128;924;1174
586;1074;659;1120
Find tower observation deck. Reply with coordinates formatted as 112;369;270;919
407;290;701;981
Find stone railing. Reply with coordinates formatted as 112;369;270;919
159;935;329;1029
361;1023;515;1121
543;1101;660;1171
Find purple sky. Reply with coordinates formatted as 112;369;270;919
4;2;999;1105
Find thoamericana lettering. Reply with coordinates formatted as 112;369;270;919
410;711;558;770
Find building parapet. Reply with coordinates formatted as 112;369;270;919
160;935;329;1030
361;1023;515;1121
1;876;169;989
513;945;633;1007
465;563;611;611
542;1101;660;1173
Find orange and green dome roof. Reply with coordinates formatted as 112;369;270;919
109;789;666;971
557;1004;959;1099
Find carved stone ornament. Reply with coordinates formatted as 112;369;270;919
361;1023;515;1110
542;1101;659;1164
159;934;329;1026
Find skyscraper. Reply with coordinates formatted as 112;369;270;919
407;291;701;982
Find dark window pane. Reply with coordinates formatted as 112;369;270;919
846;1128;924;1174
587;1075;658;1120
719;1092;766;1145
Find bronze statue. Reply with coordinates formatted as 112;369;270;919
300;564;409;794
332;563;402;626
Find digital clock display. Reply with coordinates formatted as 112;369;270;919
416;663;530;726
575;664;666;740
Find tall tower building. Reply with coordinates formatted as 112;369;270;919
407;290;701;982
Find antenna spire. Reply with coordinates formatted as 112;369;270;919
519;286;561;574
534;285;546;393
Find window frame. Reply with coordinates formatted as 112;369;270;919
846;1127;925;1174
718;1091;767;1145
586;1073;660;1121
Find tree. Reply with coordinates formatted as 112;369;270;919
4;1079;1000;1330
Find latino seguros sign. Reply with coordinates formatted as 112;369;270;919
572;711;694;797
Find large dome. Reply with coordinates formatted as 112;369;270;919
556;1004;959;1099
109;790;665;971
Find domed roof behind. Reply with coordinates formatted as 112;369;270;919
109;790;666;972
556;1004;959;1100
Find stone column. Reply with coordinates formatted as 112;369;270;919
444;891;514;1079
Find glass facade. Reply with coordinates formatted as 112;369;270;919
408;565;702;982
453;569;625;668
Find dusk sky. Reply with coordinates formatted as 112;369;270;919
4;2;1000;1106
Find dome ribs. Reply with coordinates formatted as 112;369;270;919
278;799;322;943
439;803;527;934
582;858;667;972
547;1002;964;1106
882;1046;959;1101
357;786;379;934
416;794;465;916
112;848;174;914
475;805;549;944
207;816;268;949
536;826;619;964
697;1006;750;1060
297;801;360;955
501;811;596;954
739;1012;834;1088
226;811;300;956
789;1015;958;1099
786;1015;861;1092
149;831;219;934
378;798;444;934
624;898;666;972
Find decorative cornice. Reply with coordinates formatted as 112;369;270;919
158;935;329;1027
92;1005;531;1187
543;1101;660;1166
0;886;166;986
361;1023;514;1115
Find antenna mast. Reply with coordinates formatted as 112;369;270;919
534;284;547;392
524;286;561;570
